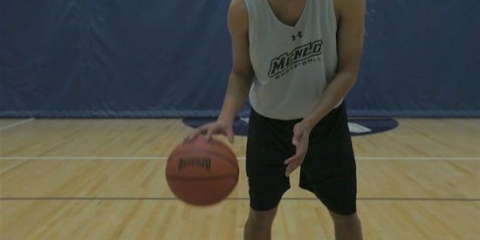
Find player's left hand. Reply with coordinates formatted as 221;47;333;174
284;121;311;177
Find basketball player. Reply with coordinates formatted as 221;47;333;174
187;0;365;239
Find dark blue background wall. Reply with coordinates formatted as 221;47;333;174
1;0;479;118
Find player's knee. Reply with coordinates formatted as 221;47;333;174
248;208;277;227
329;211;359;225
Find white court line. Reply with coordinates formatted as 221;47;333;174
0;118;34;131
0;156;479;161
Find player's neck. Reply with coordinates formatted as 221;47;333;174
267;0;306;9
268;0;302;4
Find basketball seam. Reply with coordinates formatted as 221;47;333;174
166;174;239;182
177;181;237;206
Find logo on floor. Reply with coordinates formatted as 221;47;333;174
183;117;398;137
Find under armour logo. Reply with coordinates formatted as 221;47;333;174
292;31;303;41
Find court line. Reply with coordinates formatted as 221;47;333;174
0;197;478;202
0;156;479;161
0;118;34;131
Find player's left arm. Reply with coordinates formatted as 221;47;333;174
302;0;366;130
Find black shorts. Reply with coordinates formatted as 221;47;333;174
245;101;357;215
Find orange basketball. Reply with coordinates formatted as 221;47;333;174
166;137;239;206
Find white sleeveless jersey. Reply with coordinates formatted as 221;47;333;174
244;0;339;120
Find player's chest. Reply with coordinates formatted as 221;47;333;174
266;0;308;27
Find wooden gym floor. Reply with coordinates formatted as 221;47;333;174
0;118;479;240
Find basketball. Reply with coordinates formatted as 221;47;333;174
166;137;239;206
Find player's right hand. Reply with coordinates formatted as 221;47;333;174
185;121;235;143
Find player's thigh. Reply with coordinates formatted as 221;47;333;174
246;108;295;211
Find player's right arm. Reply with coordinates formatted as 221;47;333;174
186;0;253;143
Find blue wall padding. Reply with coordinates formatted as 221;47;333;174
1;0;479;117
